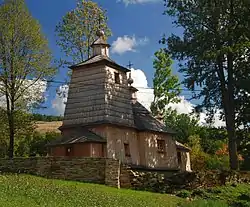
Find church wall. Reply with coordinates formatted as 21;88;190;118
104;125;139;165
50;146;65;157
90;143;105;158
138;132;179;169
50;143;91;157
178;150;192;172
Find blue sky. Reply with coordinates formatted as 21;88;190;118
25;0;190;115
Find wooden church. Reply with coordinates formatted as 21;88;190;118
48;30;191;171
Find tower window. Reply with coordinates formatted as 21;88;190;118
124;143;131;157
157;139;165;153
114;72;120;84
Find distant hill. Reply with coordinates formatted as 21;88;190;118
32;114;63;122
35;121;62;133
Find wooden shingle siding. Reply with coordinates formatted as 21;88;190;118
63;63;134;127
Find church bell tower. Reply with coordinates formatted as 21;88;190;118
61;31;134;130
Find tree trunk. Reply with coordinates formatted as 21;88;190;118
228;129;238;170
8;115;14;159
226;50;238;170
6;93;15;158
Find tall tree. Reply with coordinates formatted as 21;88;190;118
150;48;181;116
56;0;111;67
164;0;250;169
0;0;55;158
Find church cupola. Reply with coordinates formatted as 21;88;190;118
91;30;110;57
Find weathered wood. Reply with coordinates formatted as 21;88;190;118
63;60;134;127
66;94;104;102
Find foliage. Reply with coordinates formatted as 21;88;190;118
151;49;181;116
0;111;59;157
176;190;192;198
0;108;34;158
191;184;250;206
198;127;227;154
15;131;59;157
187;134;230;170
205;155;230;170
0;0;55;158
32;114;63;122
237;129;250;170
164;108;199;143
0;174;184;207
187;135;208;171
178;183;250;206
181;200;229;207
164;0;250;169
56;0;111;67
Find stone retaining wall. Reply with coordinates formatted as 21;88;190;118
0;157;117;186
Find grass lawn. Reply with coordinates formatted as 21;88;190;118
0;174;184;207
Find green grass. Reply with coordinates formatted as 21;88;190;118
0;174;184;207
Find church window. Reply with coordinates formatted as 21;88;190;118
114;72;120;84
157;139;165;153
177;151;182;165
65;146;73;156
124;143;131;157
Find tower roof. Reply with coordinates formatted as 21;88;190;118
91;30;110;48
69;54;130;72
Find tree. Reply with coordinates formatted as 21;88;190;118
150;48;181;116
164;108;199;144
56;0;112;67
164;0;250;169
0;0;55;158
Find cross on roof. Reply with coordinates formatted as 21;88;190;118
127;61;133;69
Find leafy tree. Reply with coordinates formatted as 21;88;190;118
150;48;181;116
164;108;199;144
198;127;227;154
0;0;55;158
56;0;112;67
164;0;250;169
16;131;59;157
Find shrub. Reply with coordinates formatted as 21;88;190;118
181;200;228;207
176;190;192;198
205;155;230;170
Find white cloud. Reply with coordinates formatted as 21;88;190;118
111;35;148;55
118;0;161;6
0;80;47;109
52;85;69;116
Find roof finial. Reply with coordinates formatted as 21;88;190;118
127;61;133;69
128;71;134;86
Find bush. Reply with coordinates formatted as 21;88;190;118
176;190;192;198
231;200;250;207
181;200;228;207
192;188;209;198
205;155;230;170
15;131;59;157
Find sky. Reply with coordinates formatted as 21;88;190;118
23;0;224;127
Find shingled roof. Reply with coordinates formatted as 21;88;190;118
47;127;106;146
69;55;129;72
132;101;176;134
